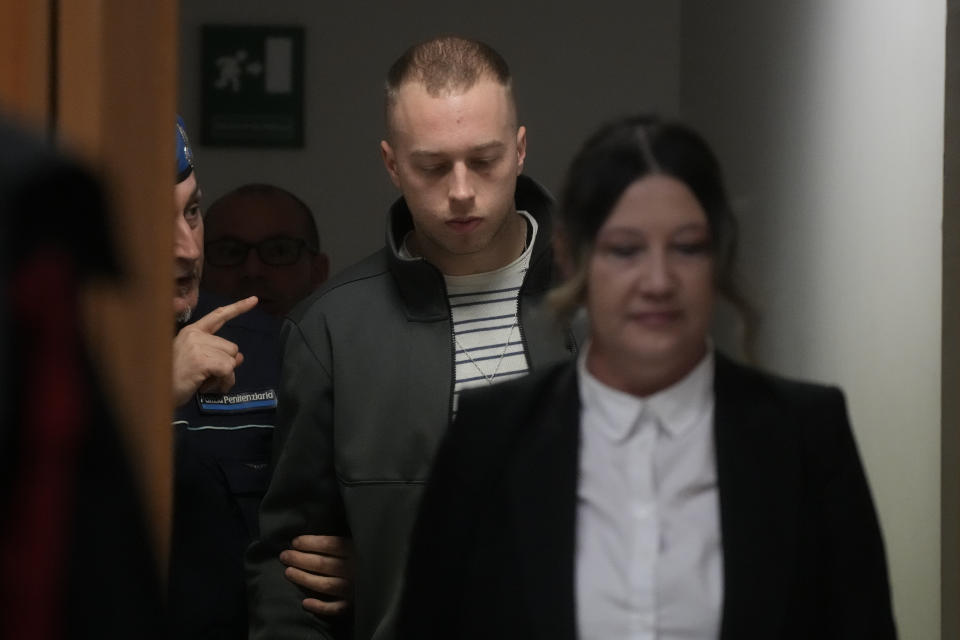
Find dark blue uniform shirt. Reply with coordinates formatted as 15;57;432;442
169;291;281;639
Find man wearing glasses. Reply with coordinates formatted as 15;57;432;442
202;183;330;318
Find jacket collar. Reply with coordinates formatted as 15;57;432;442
384;174;556;322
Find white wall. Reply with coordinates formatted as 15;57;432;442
681;2;945;637
178;1;681;274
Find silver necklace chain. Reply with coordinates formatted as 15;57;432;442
454;316;519;385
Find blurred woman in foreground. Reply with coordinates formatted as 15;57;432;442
399;115;896;639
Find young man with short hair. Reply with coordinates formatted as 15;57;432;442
247;36;576;639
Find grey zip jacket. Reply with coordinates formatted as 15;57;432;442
247;175;577;640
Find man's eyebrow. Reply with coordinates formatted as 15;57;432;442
469;141;506;154
409;141;507;159
409;150;445;160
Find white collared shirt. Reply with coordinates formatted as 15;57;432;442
575;346;723;640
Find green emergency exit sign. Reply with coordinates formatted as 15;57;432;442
200;25;305;147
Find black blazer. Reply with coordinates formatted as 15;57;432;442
399;353;896;639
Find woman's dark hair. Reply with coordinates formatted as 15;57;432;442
549;114;757;355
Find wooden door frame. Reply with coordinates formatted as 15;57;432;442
944;2;960;637
0;0;178;574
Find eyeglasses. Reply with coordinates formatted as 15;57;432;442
205;237;317;267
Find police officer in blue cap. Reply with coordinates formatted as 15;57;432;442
168;117;352;638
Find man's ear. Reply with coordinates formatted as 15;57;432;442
311;252;331;288
516;126;527;174
380;140;401;188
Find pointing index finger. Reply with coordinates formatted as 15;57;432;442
192;296;258;335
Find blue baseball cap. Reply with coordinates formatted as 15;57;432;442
175;115;195;184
